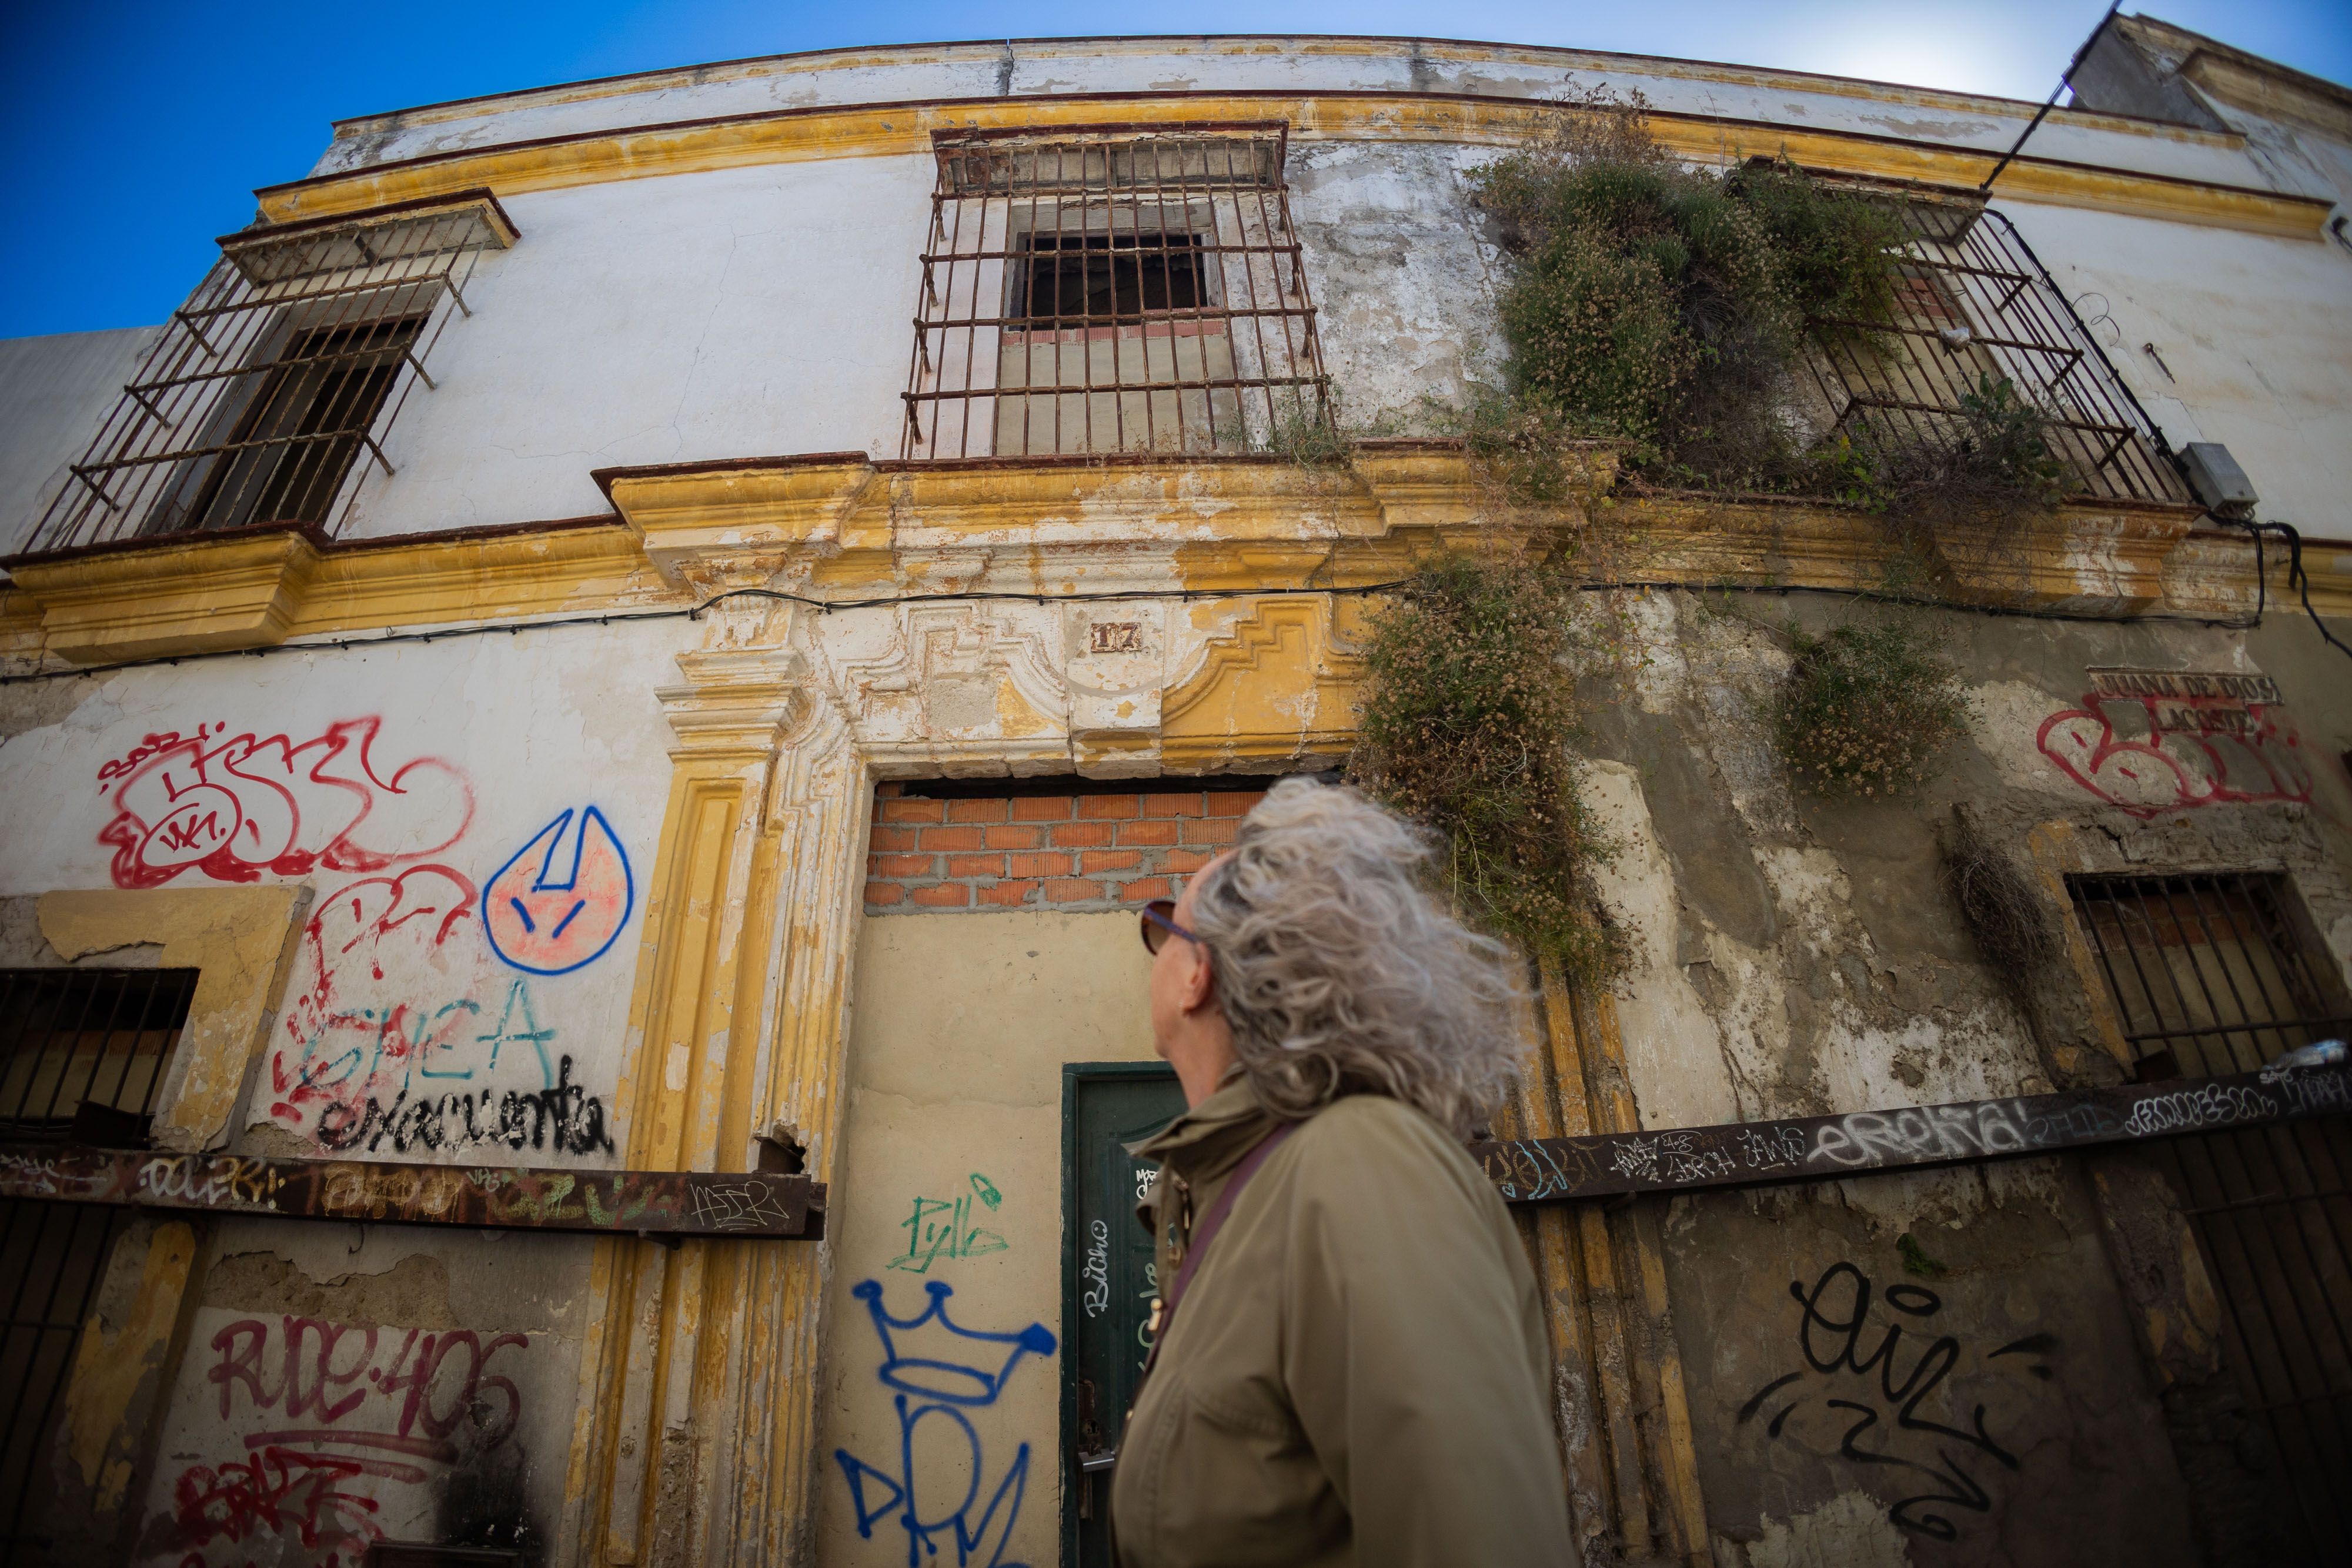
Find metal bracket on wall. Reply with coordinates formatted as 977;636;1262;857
0;1144;826;1239
1472;1064;2351;1204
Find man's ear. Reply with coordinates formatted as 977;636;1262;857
1180;942;1217;1015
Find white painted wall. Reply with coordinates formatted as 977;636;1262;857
340;157;935;537
0;325;161;554
2004;198;2352;536
0;617;689;1161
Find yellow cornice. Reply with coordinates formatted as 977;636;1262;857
4;452;2341;670
256;92;2333;242
2;519;667;665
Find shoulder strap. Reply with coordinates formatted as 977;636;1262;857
1141;1118;1299;1379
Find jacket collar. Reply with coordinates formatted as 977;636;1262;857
1132;1066;1279;1186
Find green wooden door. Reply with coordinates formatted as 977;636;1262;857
1062;1064;1187;1566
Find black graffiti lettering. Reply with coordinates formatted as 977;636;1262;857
1748;1258;2040;1543
315;1057;615;1159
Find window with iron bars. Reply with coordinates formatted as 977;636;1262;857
1793;182;2190;507
0;968;199;1557
28;193;516;553
902;127;1331;459
2069;874;2352;1558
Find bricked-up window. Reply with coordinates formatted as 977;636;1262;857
29;193;516;552
864;781;1272;912
901;128;1330;459
2069;874;2352;1557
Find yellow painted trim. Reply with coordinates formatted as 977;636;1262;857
255;92;2331;242
6;459;2338;674
4;521;671;666
37;885;309;1152
61;1220;195;1515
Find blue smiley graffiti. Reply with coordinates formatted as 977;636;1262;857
834;1279;1057;1568
482;806;634;975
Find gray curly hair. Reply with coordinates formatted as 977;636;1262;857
1186;778;1526;1138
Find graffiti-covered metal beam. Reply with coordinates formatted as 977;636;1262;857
1472;1064;2352;1205
0;1144;825;1238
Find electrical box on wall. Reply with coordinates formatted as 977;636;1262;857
2180;442;2258;516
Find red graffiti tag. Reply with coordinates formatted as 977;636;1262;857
271;867;480;1123
2038;692;2317;818
96;716;471;890
171;1445;378;1554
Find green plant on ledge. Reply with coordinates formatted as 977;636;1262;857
1775;617;1969;797
1349;553;1623;985
1468;85;1907;494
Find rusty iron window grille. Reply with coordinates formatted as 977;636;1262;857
2069;874;2352;1556
0;968;198;1556
1800;190;2190;507
901;126;1331;459
29;195;516;553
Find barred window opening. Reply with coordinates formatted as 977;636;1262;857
903;127;1331;459
1796;187;2190;507
29;194;516;553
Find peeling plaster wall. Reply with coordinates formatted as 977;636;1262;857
126;1221;590;1566
1666;1171;2201;1568
815;910;1160;1568
1578;585;2351;1556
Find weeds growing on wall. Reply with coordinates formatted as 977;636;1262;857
1469;87;1907;493
1775;616;1969;797
1349;553;1623;984
1468;84;2081;556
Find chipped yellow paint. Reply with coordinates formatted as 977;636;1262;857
256;91;2330;240
1161;596;1367;767
6;519;665;666
62;1220;195;1512
9;453;2340;677
37;887;308;1151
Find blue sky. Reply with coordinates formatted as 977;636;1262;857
2;2;2346;338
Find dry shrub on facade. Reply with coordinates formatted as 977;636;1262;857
1775;617;1969;796
1827;372;2070;579
1349;553;1623;985
1942;809;2059;977
1468;86;1906;492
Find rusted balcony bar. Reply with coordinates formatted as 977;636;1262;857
1472;1064;2351;1203
0;1144;826;1239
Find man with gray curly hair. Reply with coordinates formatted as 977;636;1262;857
1111;778;1572;1566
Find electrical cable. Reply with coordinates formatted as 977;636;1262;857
2234;518;2352;664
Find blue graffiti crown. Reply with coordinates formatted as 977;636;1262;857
850;1278;1056;1406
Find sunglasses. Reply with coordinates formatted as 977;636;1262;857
1139;898;1203;955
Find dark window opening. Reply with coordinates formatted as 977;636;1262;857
2069;874;2352;1558
1012;232;1209;325
0;969;198;1554
0;968;198;1145
171;316;425;534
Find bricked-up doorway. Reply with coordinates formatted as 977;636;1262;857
862;775;1276;914
817;776;1287;1568
2069;874;2352;1559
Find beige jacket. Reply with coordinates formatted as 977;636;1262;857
1112;1076;1571;1568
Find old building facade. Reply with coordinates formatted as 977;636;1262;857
0;20;2347;1568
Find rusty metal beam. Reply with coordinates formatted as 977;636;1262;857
1472;1064;2351;1204
0;1144;824;1239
